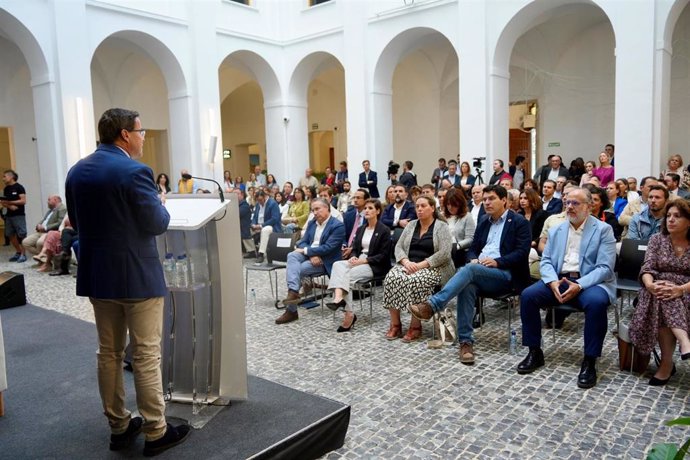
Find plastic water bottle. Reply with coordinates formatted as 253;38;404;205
190;250;208;285
176;254;189;288
510;329;517;355
163;253;175;287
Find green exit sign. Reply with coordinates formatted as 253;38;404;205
548;142;560;147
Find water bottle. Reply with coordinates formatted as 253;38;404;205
190;249;208;285
163;253;175;287
176;254;189;288
510;329;517;355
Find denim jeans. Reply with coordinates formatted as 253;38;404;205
286;251;327;312
429;263;512;344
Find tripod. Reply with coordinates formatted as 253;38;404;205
474;167;484;185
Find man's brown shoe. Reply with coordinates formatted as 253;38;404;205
409;301;434;321
275;310;298;324
282;290;301;305
459;342;475;366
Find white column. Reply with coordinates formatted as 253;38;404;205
283;102;310;185
264;103;290;184
342;1;367;171
488;68;510;183
168;93;194;178
371;90;393;184
652;41;672;176
611;2;656;180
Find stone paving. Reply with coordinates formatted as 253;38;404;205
8;247;690;458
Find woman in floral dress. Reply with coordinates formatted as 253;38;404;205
630;200;690;386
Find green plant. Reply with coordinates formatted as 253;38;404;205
647;417;690;460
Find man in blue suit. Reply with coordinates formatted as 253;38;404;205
516;187;616;389
410;185;531;365
276;198;345;324
381;185;417;230
251;189;282;264
542;180;563;215
358;160;379;198
65;108;190;455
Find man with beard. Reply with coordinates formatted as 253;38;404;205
515;187;616;389
627;185;668;240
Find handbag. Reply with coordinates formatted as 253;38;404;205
615;332;650;374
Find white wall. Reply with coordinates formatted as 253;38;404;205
670;2;690;160
510;15;615;169
0;36;42;227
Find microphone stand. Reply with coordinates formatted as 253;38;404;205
190;176;225;202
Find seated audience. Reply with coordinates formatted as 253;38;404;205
383;195;454;342
469;184;486;224
157;173;172;194
176;169;199;194
628;185;668;240
274;191;289;217
266;174;279;190
342;189;370;257
519;188;547;249
516;187;616;389
585;184;623;241
327;199;392;332
630;200;690;386
281;188;309;233
443;188;475;268
507;189;520;211
660;154;690;190
409;185;531;365
275;198;345;324
23;195;66;257
542;180;563;215
568;157;586;185
282;181;294;201
664;173;690;199
459;161;476;197
520;178;538;192
382;185;417;230
579;161;596;186
236;189;256;258
251;190;282;264
592;152;614;187
337;181;354;213
383;185;396;207
234;176;245;192
618;176;659;234
33;215;74;273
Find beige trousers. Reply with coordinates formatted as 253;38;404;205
22;232;46;255
90;297;167;441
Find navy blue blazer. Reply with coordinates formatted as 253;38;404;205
543;198;563;216
381;201;417;229
445;175;462;187
468;209;532;291
238;199;252;239
297;217;346;275
65;144;170;298
351;221;392;278
358;170;380;198
251;198;282;232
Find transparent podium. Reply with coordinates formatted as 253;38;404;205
156;195;247;426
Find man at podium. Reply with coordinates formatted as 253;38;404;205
65;108;191;456
276;197;345;324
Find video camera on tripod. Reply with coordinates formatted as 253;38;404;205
472;157;486;185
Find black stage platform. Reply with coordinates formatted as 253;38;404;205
0;305;349;459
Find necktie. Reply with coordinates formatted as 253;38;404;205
348;214;363;247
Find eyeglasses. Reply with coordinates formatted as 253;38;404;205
125;128;146;136
565;200;585;207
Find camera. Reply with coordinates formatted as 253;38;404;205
387;161;400;177
472;157;486;168
283;117;289;123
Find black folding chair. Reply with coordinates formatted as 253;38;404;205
616;238;648;320
245;232;295;308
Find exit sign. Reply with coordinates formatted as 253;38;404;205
548;142;560;147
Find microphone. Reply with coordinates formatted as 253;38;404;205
190;176;225;202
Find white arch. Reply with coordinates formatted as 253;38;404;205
0;8;50;84
287;51;344;105
373;26;457;95
664;0;690;46
219;50;281;106
91;30;187;98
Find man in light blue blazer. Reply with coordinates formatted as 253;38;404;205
275;198;345;324
517;187;616;389
251;190;282;264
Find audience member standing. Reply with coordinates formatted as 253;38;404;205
398;161;417;189
254;165;266;186
358;160;380;198
298;168;319;189
538;155;569;188
459;161;476;198
660;154;690;190
335;161;348;193
488;160;506;185
444;161;461;187
592;152;614;187
431;158;447;190
0;170;27;262
65;108;190;456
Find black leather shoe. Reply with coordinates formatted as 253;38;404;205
517;348;545;375
649;364;677;386
337;315;357;333
143;423;191;457
577;358;597;389
253;254;265;265
110;416;142;451
326;299;347;312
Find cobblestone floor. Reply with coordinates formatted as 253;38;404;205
9;248;690;459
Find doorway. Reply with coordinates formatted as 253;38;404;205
509;101;537;178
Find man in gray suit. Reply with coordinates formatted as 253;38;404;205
22;195;67;257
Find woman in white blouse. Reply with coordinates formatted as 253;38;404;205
442;187;475;268
326;199;392;332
